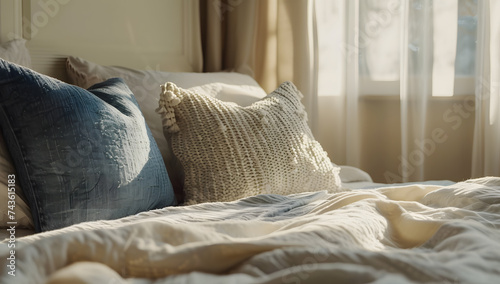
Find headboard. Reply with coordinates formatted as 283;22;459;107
0;0;202;81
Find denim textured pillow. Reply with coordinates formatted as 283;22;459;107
0;59;175;232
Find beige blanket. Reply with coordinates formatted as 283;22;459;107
1;177;499;283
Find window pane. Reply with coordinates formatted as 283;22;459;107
455;0;477;77
316;0;345;96
316;0;477;97
359;0;401;81
432;0;458;96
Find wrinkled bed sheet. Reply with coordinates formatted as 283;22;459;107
1;177;499;283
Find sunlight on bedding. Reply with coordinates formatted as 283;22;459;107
3;177;500;284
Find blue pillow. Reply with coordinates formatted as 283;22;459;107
0;59;175;232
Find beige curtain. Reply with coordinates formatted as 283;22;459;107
200;0;319;130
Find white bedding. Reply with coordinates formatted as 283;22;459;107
1;177;500;283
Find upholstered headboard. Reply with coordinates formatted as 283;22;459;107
0;0;202;80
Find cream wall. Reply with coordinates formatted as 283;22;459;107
0;0;22;41
317;95;475;183
1;0;202;80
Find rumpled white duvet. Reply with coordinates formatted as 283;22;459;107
1;177;500;284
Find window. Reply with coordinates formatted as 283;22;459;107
316;0;478;97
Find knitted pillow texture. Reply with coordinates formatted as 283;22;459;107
157;81;342;205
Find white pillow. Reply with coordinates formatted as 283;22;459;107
66;56;267;202
0;39;31;68
158;81;342;205
0;39;34;229
338;165;373;183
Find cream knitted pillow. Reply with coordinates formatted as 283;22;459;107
157;81;342;205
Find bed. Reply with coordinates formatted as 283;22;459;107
1;1;500;283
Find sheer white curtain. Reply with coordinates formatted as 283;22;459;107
472;0;500;177
399;0;433;182
314;0;499;182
